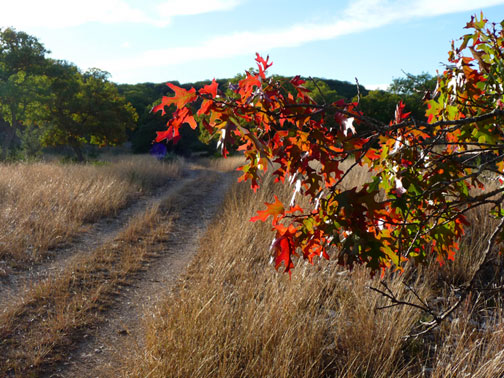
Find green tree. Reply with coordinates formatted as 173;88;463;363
0;28;49;159
388;72;437;120
41;62;138;161
356;73;437;124
304;79;344;104
388;72;436;95
118;82;169;153
357;90;402;124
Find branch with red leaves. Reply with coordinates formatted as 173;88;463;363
152;16;504;280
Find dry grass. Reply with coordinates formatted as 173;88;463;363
206;155;245;172
0;197;173;376
182;154;245;174
1;155;502;376
123;169;504;377
124;177;423;377
102;154;184;189
0;162;233;376
0;155;182;265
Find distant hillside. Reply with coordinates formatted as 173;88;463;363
117;76;366;117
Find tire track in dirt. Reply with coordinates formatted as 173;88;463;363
47;167;237;377
0;166;201;310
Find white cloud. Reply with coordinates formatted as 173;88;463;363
0;0;243;29
409;0;504;16
102;0;504;75
102;18;368;72
346;0;504;20
100;0;504;73
156;0;241;17
0;0;155;29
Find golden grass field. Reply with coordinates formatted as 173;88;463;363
0;155;503;377
0;155;182;266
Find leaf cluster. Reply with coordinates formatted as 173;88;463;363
154;15;504;276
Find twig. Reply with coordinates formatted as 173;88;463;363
369;282;433;314
408;216;504;338
309;77;327;106
370;217;504;338
355;77;362;109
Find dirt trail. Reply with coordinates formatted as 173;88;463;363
0;167;202;309
45;165;236;377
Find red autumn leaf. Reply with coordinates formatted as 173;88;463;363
166;83;197;108
173;107;197;130
394;101;411;124
152;83;197;115
290;75;306;87
250;195;285;223
155;126;177;143
198;99;213;116
364;148;381;161
255;53;273;79
271;224;298;275
239;71;261;94
273;236;295;275
199;79;219;98
152;98;170;116
155;107;196;143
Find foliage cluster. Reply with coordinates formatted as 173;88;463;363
154;14;504;281
119;76;376;156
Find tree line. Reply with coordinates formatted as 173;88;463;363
0;27;435;161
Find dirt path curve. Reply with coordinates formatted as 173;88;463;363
48;166;236;377
0;166;201;309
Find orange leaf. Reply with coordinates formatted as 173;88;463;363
239;72;261;94
250;195;284;223
365;148;381;161
198;99;213;116
199;79;218;98
152;83;197;115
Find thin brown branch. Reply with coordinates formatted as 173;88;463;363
408;216;504;338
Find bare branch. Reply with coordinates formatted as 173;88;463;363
409;216;504;338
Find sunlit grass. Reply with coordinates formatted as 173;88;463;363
123;168;504;377
0;155;182;265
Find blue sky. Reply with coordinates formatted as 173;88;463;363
2;0;504;88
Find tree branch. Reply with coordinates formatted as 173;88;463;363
371;216;504;338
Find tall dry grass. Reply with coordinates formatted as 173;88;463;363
0;167;232;376
0;155;182;264
125;176;421;377
124;169;504;377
